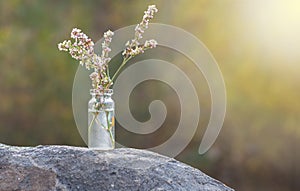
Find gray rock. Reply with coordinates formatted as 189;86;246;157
0;143;234;191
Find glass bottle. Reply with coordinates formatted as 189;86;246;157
88;89;115;150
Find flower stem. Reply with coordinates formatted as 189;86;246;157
105;111;110;130
109;129;115;145
105;111;115;145
111;56;132;82
94;111;115;146
88;112;98;135
107;65;110;79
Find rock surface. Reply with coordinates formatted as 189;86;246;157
0;143;234;191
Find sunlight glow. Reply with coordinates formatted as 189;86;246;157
240;0;300;62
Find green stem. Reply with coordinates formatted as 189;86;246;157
88;112;98;134
94;111;115;146
105;111;115;145
105;111;110;130
107;65;110;79
109;129;115;145
111;56;132;82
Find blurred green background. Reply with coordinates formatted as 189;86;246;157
0;0;299;190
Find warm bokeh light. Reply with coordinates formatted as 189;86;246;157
0;1;299;190
238;0;300;63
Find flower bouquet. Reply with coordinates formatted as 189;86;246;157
58;5;158;149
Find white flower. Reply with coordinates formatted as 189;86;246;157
58;40;71;51
100;30;114;66
144;39;157;49
104;30;114;39
124;5;158;58
89;71;98;80
71;28;82;39
58;5;158;91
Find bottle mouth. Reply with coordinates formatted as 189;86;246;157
90;89;113;95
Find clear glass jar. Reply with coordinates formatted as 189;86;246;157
88;89;115;150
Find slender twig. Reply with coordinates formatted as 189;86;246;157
94;111;115;145
107;65;110;80
105;111;115;145
105;111;110;130
111;56;132;82
88;112;98;135
108;129;115;145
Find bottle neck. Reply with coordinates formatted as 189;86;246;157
90;89;113;98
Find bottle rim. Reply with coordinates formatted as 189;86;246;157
90;89;113;95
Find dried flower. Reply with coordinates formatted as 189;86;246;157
58;28;95;69
144;39;157;49
101;30;114;63
58;5;158;92
122;5;158;58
